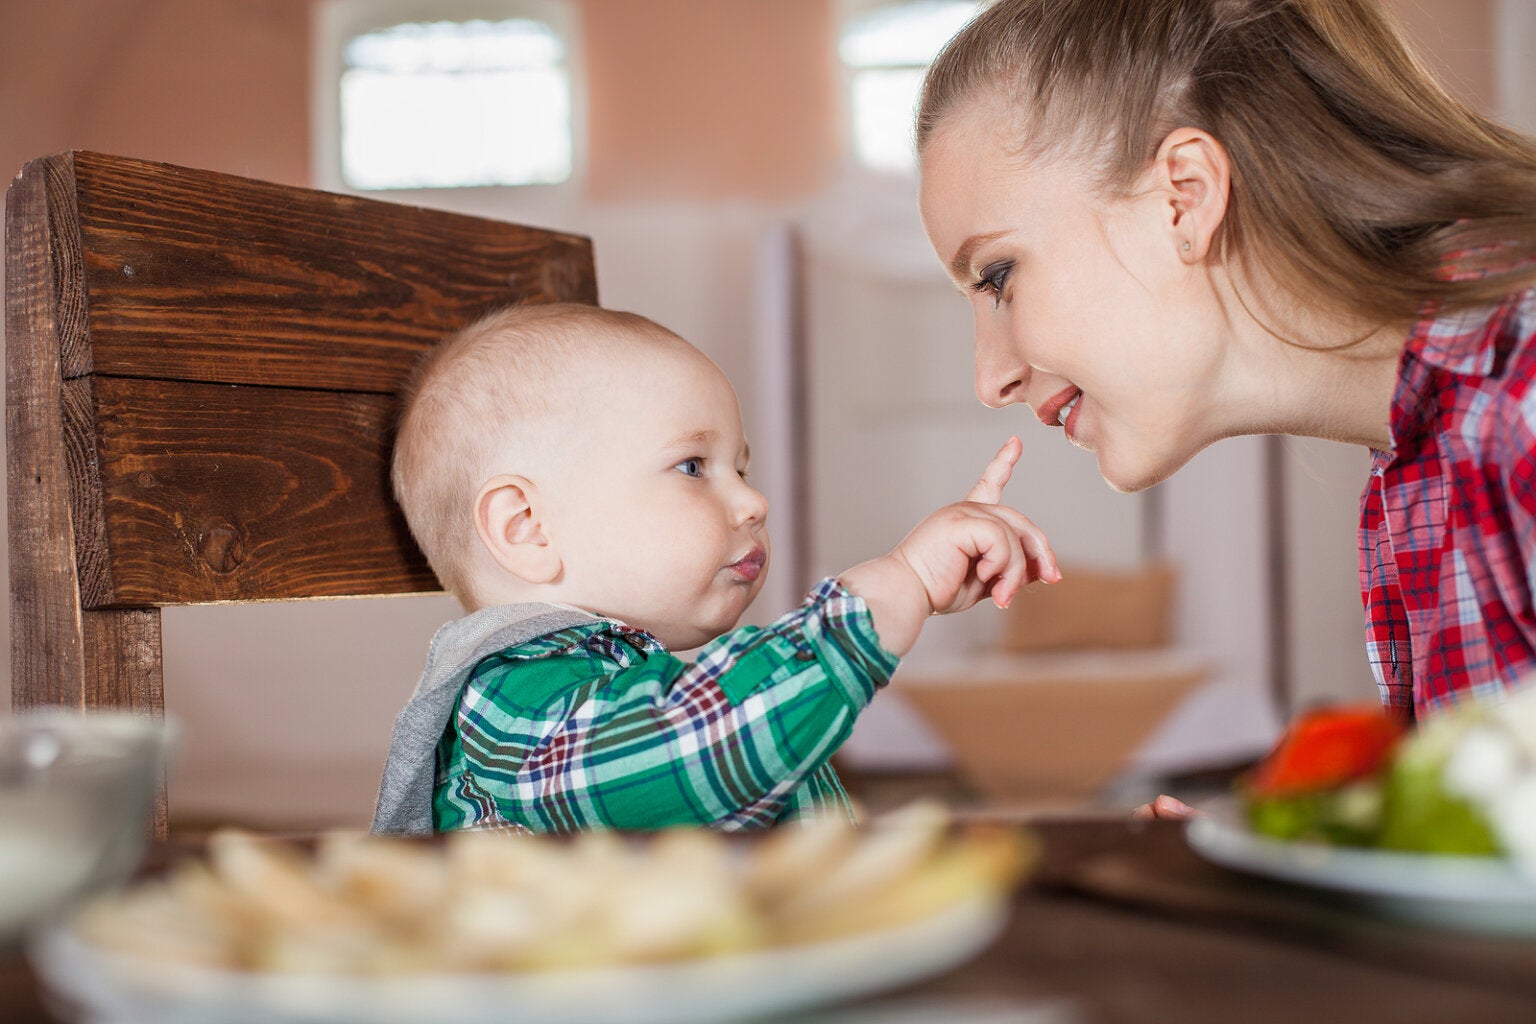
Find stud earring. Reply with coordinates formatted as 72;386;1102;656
1181;240;1191;251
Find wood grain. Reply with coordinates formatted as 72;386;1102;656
65;151;598;391
7;149;599;836
6;154;90;709
79;375;438;606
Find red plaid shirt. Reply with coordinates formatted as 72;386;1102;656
1360;287;1536;722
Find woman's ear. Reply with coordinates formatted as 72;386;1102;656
1153;127;1231;263
474;475;561;585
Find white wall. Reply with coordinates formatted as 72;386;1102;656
1280;439;1379;713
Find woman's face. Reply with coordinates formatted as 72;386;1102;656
918;108;1225;493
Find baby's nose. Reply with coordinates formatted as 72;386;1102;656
734;483;769;525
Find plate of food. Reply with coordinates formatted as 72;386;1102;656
1186;686;1536;935
29;802;1034;1024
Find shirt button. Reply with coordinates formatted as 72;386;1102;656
794;648;816;662
621;634;648;651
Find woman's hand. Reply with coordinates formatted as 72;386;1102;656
1130;794;1198;821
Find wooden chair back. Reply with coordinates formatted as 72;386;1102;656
5;152;597;831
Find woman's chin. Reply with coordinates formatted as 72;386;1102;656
1097;450;1180;494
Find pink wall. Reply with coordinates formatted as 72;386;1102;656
1;0;842;202
1;0;313;191
0;0;1498;205
1391;0;1496;111
581;0;840;201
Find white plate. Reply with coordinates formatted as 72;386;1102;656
1185;796;1536;936
29;893;1009;1024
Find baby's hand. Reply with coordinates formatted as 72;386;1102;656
895;437;1060;613
839;438;1060;655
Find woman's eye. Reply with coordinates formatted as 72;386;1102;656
675;458;704;478
972;261;1013;306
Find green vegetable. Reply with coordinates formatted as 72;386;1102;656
1377;730;1500;855
1243;692;1530;858
1247;780;1383;846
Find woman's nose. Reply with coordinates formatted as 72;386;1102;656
974;329;1029;409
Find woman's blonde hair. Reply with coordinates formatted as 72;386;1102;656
918;0;1536;324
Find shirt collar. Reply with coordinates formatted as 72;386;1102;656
1409;301;1505;378
604;620;667;653
518;616;667;667
1382;298;1512;461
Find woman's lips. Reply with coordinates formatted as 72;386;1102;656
1061;393;1083;443
1036;386;1081;430
729;546;766;582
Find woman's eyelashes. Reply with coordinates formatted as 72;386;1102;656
972;260;1014;307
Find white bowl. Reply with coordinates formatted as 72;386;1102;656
0;711;175;944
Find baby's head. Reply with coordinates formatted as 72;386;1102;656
393;302;770;649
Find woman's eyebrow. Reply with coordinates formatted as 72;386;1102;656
949;231;1010;280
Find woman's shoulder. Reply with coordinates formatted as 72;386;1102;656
1496;286;1536;381
1409;284;1536;377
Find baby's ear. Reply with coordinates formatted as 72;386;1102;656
475;475;561;584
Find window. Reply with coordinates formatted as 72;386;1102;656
330;8;574;191
840;1;982;173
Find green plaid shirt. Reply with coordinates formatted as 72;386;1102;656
432;578;898;833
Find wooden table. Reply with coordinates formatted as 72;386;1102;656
5;817;1535;1023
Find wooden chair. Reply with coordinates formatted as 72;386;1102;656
5;151;598;834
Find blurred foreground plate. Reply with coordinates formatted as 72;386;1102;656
1186;796;1536;936
31;891;1007;1024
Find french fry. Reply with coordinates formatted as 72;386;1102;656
742;813;858;903
67;802;1036;974
206;830;361;933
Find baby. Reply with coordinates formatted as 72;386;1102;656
372;302;1058;835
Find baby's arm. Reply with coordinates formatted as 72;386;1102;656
838;437;1060;656
446;581;896;833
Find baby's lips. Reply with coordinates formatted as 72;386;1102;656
729;545;767;582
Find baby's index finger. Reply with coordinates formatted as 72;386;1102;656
965;436;1022;504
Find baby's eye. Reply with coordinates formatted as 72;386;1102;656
972;260;1014;307
675;458;704;478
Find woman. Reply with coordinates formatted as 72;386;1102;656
914;0;1536;813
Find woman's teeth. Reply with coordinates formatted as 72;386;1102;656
1057;394;1080;426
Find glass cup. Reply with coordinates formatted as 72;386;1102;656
0;710;176;944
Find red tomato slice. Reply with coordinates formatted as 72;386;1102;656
1244;704;1403;796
